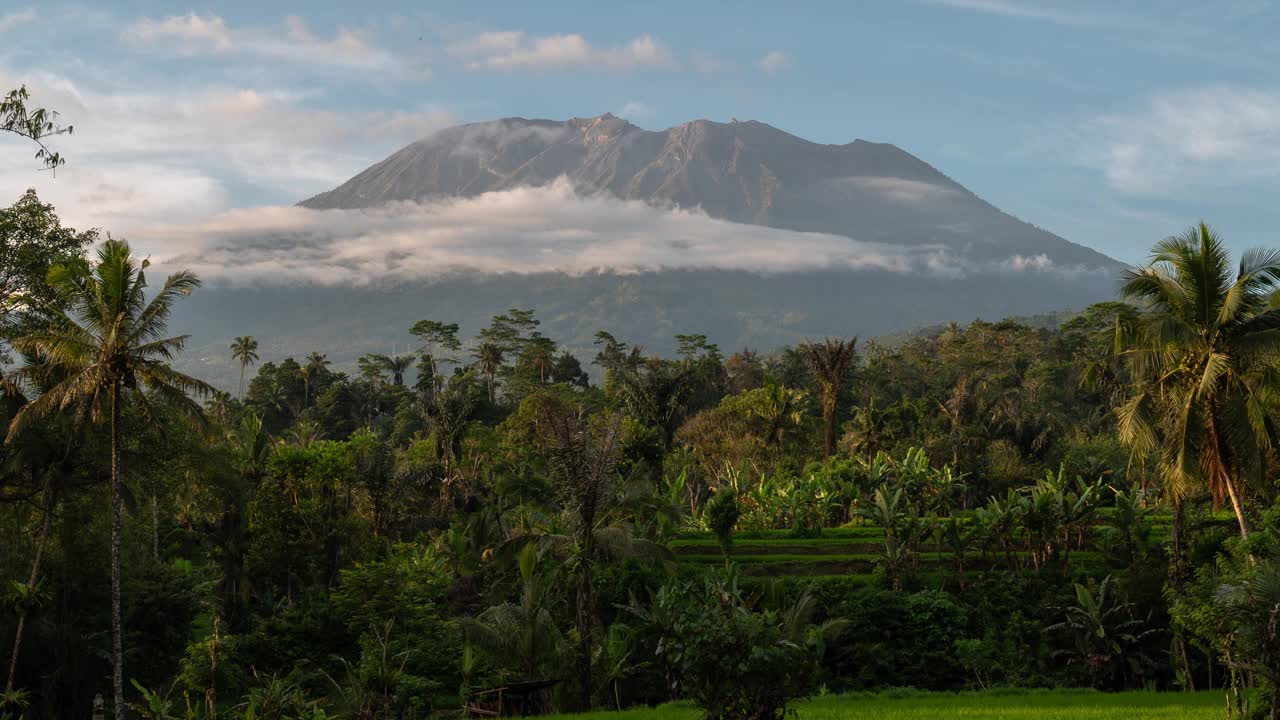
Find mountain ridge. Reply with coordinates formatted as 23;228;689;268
299;113;1119;271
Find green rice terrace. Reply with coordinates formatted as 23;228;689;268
672;527;1109;578
538;690;1224;720
668;509;1187;582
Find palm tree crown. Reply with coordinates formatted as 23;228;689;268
1116;223;1280;538
9;239;214;436
799;337;858;457
230;336;259;398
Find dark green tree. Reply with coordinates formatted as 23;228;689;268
6;239;212;720
799;338;858;457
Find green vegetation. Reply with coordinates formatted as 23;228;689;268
537;690;1225;720
3;106;1280;719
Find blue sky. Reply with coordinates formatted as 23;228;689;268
3;0;1280;265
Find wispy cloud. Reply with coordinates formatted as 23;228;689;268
925;0;1117;27
837;177;960;203
0;8;35;32
447;31;675;72
618;101;654;122
122;13;402;73
756;50;790;75
1085;86;1280;195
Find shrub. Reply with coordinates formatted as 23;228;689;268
705;490;740;569
655;580;820;720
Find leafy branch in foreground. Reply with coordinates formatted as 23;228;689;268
1;86;73;170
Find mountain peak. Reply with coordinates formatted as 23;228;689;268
298;114;1118;271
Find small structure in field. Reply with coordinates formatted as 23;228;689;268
463;679;561;717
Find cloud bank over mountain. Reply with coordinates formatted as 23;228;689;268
150;179;1100;286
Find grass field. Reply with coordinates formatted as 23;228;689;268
537;690;1225;719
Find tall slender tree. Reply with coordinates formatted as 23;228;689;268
536;402;622;710
388;354;414;386
473;342;503;404
5;239;213;719
799;337;859;457
229;336;259;399
301;351;329;408
361;353;414;386
1116;223;1280;538
410;319;461;392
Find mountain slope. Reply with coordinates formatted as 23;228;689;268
301;113;1118;269
172;114;1126;389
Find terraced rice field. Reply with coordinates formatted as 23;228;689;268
670;526;1109;577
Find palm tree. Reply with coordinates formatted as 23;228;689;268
217;412;270;628
799;337;858;457
746;383;808;447
427;373;479;482
385;354;414;386
534;403;669;710
522;336;556;383
846;397;892;459
473;342;503;403
357;353;415;388
5;239;213;720
285;419;323;448
1116;224;1280;538
229;336;259;399
464;542;567;684
205;389;232;426
300;352;329;408
611;357;694;449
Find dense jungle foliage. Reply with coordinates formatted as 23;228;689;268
4;124;1280;717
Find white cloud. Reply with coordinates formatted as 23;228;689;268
122;13;401;73
135;178;1082;286
836;177;959;203
1087;86;1280;195
0;70;452;231
448;31;675;72
618;101;654;122
756;51;790;75
0;9;35;32
999;253;1054;271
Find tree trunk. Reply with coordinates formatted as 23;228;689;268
822;400;836;457
576;560;594;710
1223;471;1251;539
5;475;56;695
152;494;159;560
218;485;246;629
110;380;125;720
205;614;220;719
239;363;246;399
1170;498;1186;589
